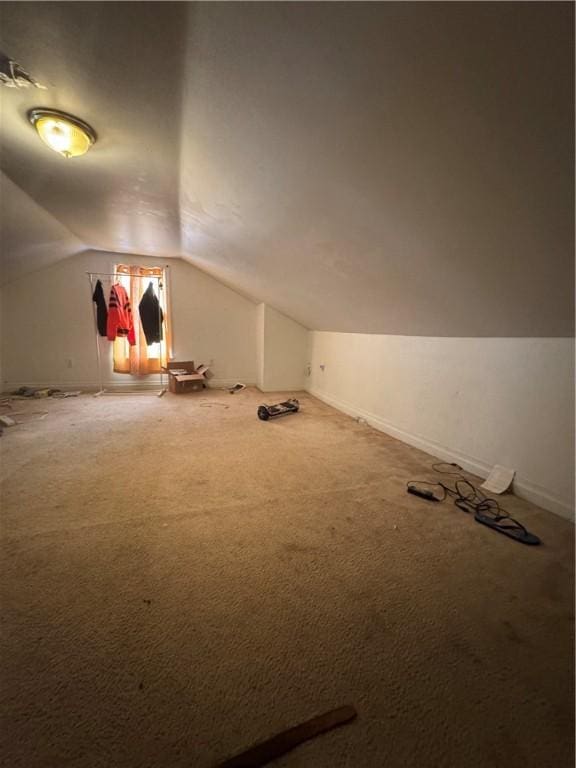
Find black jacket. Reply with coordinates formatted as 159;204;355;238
92;280;108;337
138;282;164;345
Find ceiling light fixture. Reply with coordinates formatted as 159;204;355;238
28;108;96;158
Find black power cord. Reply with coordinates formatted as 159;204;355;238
407;462;542;545
407;462;510;519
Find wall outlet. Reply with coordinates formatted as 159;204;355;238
319;363;325;371
65;358;73;369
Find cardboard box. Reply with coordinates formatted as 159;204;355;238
164;361;210;394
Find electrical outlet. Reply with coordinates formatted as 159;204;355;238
319;363;325;371
65;358;73;369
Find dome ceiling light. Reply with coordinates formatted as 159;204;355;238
28;108;96;158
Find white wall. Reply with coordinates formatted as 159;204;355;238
307;332;575;520
1;250;258;389
257;304;308;392
256;303;265;391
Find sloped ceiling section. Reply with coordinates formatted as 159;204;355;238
0;171;84;284
179;2;574;336
0;2;185;260
1;2;574;336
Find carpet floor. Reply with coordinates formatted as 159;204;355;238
0;388;573;768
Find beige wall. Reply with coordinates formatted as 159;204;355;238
256;303;265;390
307;332;575;520
1;251;258;389
257;304;308;392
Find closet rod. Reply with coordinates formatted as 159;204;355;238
87;271;167;398
86;272;164;278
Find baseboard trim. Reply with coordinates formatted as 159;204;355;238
307;387;574;522
206;379;257;389
3;379;165;392
2;379;257;393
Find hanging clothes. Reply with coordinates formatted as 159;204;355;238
138;281;164;345
107;283;136;346
92;279;108;337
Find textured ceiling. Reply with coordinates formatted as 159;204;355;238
1;2;573;335
0;2;185;260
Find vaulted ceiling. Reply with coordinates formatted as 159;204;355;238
1;2;573;336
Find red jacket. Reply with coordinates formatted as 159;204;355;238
107;284;136;345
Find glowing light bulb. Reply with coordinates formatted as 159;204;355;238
28;109;96;158
44;120;72;154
